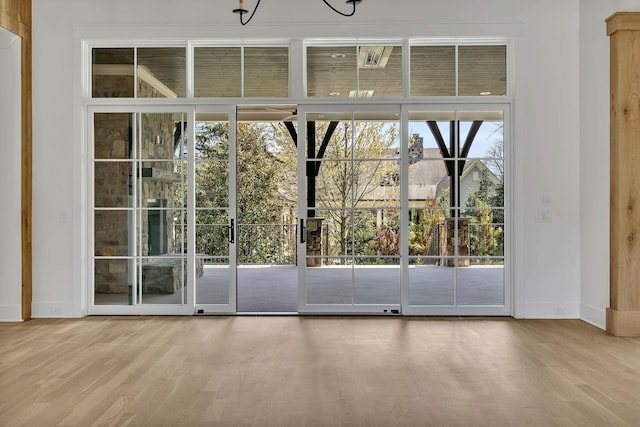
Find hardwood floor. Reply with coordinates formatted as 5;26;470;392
1;317;640;426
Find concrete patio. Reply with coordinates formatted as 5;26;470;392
196;264;504;312
95;264;504;312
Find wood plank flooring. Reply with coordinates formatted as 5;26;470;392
1;317;640;426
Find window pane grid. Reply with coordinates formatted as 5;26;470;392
410;44;507;97
91;42;506;100
93;111;189;306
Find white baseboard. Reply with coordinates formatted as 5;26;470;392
0;305;22;322
32;301;74;318
580;302;606;330
524;301;580;318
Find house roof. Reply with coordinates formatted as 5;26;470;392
360;148;501;203
408;148;449;200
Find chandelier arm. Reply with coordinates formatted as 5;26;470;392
234;0;359;25
322;0;357;17
240;0;262;25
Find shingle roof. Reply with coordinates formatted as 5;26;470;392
361;148;500;202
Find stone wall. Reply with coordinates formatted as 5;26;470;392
94;75;183;294
93;73;134;98
438;217;470;267
306;218;324;267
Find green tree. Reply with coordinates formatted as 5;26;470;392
193;122;230;260
313;121;399;262
486;125;505;225
465;170;503;262
194;121;297;264
237;123;297;263
370;226;400;258
408;199;444;257
195;119;401;265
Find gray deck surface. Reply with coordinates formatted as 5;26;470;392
96;265;504;311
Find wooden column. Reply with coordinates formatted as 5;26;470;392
0;0;32;320
607;12;640;336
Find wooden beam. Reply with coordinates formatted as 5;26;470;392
427;120;456;215
283;121;297;147
0;0;31;321
426;120;483;216
607;12;640;34
458;120;484;196
0;0;29;38
460;120;483;160
304;121;340;217
607;12;640;336
307;122;316;218
426;120;454;175
313;120;339;176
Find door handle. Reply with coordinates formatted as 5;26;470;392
300;218;306;243
228;219;235;244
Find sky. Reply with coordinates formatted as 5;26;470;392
409;120;503;159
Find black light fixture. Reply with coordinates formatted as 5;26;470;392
233;0;362;26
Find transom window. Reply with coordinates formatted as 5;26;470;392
306;44;403;98
90;40;508;99
410;44;507;96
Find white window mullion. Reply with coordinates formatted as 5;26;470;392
186;42;194;98
453;111;459;307
355;46;360;96
240;45;245;98
454;45;459;97
402;40;410;98
400;106;409;313
88;111;96;308
187;109;196;309
351;114;356;305
290;39;305;99
133;48;138;99
130;112;139;305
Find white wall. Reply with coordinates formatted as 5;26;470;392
579;0;640;329
511;2;581;319
0;27;22;321
32;0;584;319
620;0;640;10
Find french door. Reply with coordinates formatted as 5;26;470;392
193;106;237;314
89;107;196;315
402;105;510;315
89;106;239;315
89;103;510;316
296;104;510;315
296;106;403;314
195;105;299;314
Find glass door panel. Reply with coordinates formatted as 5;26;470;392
90;104;509;316
90;109;193;314
404;107;509;315
137;113;188;305
194;109;236;313
236;105;298;313
298;107;401;313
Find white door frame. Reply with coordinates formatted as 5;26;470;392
295;101;511;316
194;105;238;314
86;101;511;316
0;28;22;321
401;102;512;316
296;104;403;314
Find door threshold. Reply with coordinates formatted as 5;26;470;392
195;311;300;316
194;311;406;317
